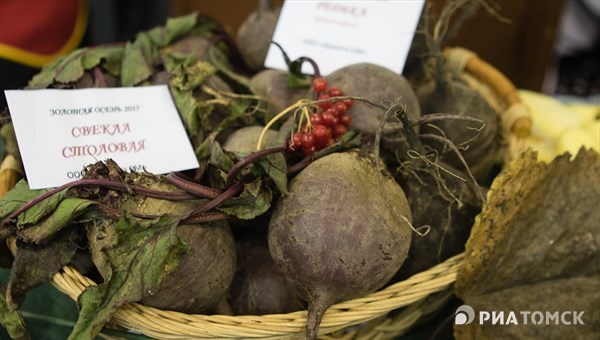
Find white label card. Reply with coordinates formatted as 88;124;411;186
5;85;199;189
265;0;425;75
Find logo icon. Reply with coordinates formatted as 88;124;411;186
455;305;476;325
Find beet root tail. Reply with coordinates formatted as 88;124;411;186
304;293;334;340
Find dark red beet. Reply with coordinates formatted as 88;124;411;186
268;151;412;339
236;0;281;71
394;161;482;280
229;238;303;315
324;63;421;153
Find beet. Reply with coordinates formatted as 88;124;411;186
223;125;279;154
324;63;421;151
250;69;306;118
140;220;236;314
417;74;500;181
394;161;482;280
229;238;302;315
83;163;237;314
413;1;502;181
268;151;412;339
161;35;214;63
237;0;281;71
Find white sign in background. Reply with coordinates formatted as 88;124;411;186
5;85;199;189
265;0;425;75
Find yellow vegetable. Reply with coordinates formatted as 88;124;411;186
584;120;600;152
557;128;596;156
518;90;599;161
519;90;580;140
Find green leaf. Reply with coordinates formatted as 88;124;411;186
0;285;29;340
6;228;78;311
195;131;218;160
287;73;311;89
230;98;252;117
145;26;168;47
219;180;272;220
169;57;216;91
165;13;199;44
17;190;67;228
209;142;235;173
163;51;194;73
256;153;288;196
81;46;124;76
69;214;187;340
27;46;124;88
27;56;65;88
18;198;94;245
208;47;251;91
54;49;88;84
455;149;600;340
0;181;46;221
170;86;199;137
121;41;155;87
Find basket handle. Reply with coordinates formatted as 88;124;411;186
444;47;532;139
0;155;23;197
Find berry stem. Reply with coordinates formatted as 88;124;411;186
256;98;312;150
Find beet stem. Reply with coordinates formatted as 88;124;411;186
0;179;197;230
226;146;286;187
93;67;107;88
184;179;245;221
181;211;229;224
167;172;222;198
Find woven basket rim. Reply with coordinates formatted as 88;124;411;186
52;253;463;338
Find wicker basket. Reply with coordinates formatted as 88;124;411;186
1;47;530;339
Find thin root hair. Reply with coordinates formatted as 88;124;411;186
419;134;485;203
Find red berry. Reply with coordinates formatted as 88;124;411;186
302;145;316;157
326;137;335;146
313;124;331;146
313;77;327;93
334;124;347;138
291;132;303;149
318;94;332;109
321;112;335;128
332;116;339;126
333;101;347;113
310;113;323;125
328;87;343;97
325;107;340;117
343;99;353;109
340;114;352;127
301;132;315;149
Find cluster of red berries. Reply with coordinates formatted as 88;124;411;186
286;77;353;157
